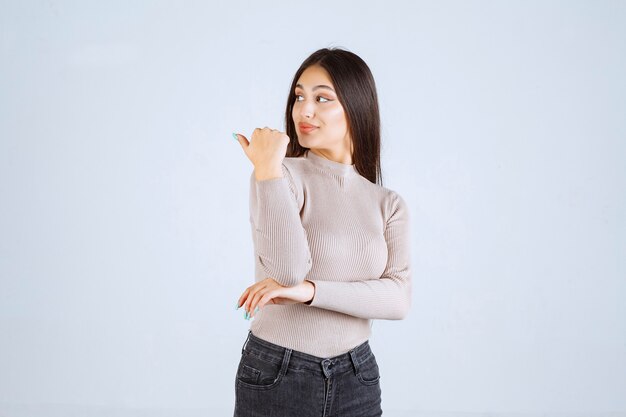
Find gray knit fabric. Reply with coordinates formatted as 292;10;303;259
248;149;411;357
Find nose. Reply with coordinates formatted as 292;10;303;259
298;100;315;119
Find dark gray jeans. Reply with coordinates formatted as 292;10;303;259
233;330;382;417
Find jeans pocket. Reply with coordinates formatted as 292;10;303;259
236;351;284;390
356;353;381;386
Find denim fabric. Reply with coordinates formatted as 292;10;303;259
233;330;382;417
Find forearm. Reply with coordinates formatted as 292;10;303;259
250;166;313;287
254;165;283;181
303;191;412;319
304;277;411;320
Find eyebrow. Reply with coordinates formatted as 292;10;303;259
295;83;335;92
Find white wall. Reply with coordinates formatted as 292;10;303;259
0;1;624;416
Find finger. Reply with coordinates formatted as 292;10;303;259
237;288;251;310
243;288;254;314
247;286;266;318
244;278;274;318
233;133;249;147
249;287;272;318
254;294;271;316
243;282;266;316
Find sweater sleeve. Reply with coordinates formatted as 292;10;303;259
249;163;313;287
304;192;412;320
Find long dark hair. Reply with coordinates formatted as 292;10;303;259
284;47;383;186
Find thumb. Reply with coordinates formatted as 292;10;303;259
232;132;249;147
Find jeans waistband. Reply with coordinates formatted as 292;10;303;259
240;330;374;378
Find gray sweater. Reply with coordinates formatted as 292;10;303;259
248;149;411;358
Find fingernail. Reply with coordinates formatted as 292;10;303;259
236;301;240;310
254;307;259;313
244;311;249;320
232;132;239;141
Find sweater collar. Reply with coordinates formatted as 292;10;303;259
304;150;357;177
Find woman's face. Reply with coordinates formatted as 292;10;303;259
292;65;352;156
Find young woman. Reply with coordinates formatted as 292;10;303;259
232;47;411;417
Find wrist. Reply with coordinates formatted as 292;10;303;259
254;166;283;181
304;280;315;305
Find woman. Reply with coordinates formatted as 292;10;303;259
232;47;411;417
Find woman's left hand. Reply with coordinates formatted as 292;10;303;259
237;278;316;319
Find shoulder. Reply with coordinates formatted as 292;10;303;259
248;157;306;210
280;156;307;191
247;156;308;198
351;174;407;206
349;175;409;223
375;184;410;223
281;156;307;178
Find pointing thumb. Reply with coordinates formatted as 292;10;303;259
232;132;249;146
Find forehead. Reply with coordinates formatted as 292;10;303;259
296;65;334;89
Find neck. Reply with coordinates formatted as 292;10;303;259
304;149;357;177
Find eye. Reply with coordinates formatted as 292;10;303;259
295;94;332;103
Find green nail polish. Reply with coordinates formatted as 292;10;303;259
254;307;259;313
236;302;240;310
232;133;239;141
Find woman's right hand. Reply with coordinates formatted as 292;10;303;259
234;127;290;180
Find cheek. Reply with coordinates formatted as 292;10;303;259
324;105;348;129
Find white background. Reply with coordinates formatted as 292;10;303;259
1;1;624;416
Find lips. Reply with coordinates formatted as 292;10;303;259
298;122;318;132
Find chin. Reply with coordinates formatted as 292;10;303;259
297;136;318;148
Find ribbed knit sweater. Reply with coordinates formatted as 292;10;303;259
248;149;411;358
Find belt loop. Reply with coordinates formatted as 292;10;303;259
241;330;251;354
279;348;292;377
349;348;360;375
